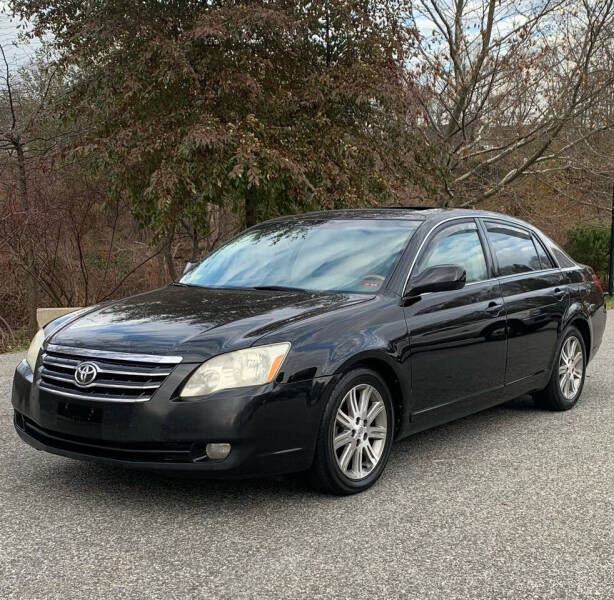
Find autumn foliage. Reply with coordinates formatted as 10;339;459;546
1;1;614;349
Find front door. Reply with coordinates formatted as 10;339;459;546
404;219;508;427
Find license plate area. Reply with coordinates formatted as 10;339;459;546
57;401;103;424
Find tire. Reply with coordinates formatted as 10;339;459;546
533;326;587;411
311;368;395;495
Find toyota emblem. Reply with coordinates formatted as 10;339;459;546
74;362;98;387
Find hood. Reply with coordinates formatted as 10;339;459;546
48;285;371;361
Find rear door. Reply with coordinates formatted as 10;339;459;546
404;218;507;424
482;219;569;384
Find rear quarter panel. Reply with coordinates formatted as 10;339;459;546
561;266;607;361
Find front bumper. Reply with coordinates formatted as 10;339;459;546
12;360;334;477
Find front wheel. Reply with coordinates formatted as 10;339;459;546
311;368;395;495
534;326;587;411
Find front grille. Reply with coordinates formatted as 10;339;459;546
38;344;182;403
16;413;194;462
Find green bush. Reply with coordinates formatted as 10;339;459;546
565;222;611;286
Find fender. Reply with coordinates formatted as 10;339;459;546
331;347;412;437
542;301;592;376
562;301;591;345
562;300;590;324
333;348;409;385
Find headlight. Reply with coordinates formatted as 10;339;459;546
26;328;45;372
180;342;291;398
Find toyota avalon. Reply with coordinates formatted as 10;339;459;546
12;208;606;494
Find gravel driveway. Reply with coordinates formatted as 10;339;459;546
1;319;612;599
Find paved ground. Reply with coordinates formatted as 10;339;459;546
1;320;612;600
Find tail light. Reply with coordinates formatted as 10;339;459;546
592;273;604;294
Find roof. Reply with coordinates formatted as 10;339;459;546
263;207;537;230
265;208;434;223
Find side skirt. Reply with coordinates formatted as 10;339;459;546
397;373;547;439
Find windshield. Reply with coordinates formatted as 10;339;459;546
181;218;420;294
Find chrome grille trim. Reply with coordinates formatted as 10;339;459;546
42;356;173;378
45;344;183;364
40;370;161;390
37;384;152;403
38;346;183;403
43;356;80;368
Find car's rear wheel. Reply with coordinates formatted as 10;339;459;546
534;326;587;411
311;368;394;495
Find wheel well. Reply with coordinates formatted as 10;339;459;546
348;359;404;435
569;318;591;362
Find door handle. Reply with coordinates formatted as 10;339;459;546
486;301;504;315
553;288;567;299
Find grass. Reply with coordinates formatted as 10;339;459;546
606;295;614;310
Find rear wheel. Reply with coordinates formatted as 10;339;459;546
311;368;394;495
534;326;586;411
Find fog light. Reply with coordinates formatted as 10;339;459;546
206;443;231;460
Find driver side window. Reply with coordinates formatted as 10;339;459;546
415;221;488;284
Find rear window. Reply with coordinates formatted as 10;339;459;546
544;236;576;268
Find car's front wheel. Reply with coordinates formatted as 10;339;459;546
534;326;587;411
311;368;394;495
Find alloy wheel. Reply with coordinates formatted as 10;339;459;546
558;335;584;401
333;383;388;480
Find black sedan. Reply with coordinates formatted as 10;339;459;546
12;208;607;494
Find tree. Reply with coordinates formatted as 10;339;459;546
0;44;62;332
9;0;427;257
1;41;173;335
406;0;614;207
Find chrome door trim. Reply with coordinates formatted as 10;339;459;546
495;268;560;281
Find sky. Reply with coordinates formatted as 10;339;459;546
0;2;41;70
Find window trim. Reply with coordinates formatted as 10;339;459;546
404;217;492;292
475;217;497;278
531;232;555;270
402;215;569;295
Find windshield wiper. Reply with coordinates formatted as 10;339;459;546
172;282;311;292
170;281;201;288
253;285;309;293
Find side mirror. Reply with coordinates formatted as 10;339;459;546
183;261;197;276
404;264;466;299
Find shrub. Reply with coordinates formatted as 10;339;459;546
565;222;611;286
